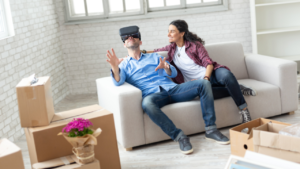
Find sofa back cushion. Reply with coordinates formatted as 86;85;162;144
156;41;249;80
205;41;249;79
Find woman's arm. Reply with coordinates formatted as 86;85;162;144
204;64;214;80
153;44;172;52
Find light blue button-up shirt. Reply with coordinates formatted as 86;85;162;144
111;53;178;98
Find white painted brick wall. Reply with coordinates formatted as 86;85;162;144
0;0;69;142
55;0;252;94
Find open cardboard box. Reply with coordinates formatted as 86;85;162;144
33;155;100;169
0;138;25;169
16;76;55;127
25;105;121;169
253;122;300;163
229;118;290;157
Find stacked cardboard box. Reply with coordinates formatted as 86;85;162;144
32;155;100;169
16;76;55;127
0;138;25;169
25;105;121;169
229;118;290;157
253;122;300;163
16;76;121;169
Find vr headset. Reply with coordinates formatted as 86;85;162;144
119;25;141;43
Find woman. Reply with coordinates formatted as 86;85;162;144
152;20;256;123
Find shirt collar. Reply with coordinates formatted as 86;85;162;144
128;52;144;61
171;41;191;49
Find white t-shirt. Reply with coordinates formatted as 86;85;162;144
173;46;207;82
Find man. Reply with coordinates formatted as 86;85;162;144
106;26;229;155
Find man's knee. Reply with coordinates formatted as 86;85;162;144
142;96;156;111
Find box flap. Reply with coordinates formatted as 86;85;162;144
0;138;21;157
16;76;49;87
32;155;76;169
253;123;300;153
52;105;103;122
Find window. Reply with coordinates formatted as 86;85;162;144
0;0;14;39
64;0;228;24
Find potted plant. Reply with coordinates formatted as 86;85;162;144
58;118;101;164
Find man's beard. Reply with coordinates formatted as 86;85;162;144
126;41;139;50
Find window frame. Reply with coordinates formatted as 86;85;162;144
0;0;14;40
64;0;228;24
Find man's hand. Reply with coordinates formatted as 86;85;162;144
106;48;123;82
106;48;123;69
155;57;169;71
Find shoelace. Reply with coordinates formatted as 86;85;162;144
180;138;191;147
210;130;224;139
240;110;251;122
243;88;253;96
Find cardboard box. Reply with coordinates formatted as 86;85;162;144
25;105;121;169
229;118;290;157
0;138;25;169
16;76;55;127
33;155;100;169
253;122;300;163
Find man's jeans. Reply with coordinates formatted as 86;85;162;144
211;68;247;110
142;79;217;141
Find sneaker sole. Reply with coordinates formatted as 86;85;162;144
181;148;194;155
240;84;257;96
205;137;230;145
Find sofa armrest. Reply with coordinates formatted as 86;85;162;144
244;53;298;113
96;77;145;148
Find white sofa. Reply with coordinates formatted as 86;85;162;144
96;42;298;149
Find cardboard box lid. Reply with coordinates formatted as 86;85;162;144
29;105;106;132
0;138;21;157
33;155;99;169
253;123;300;153
230;118;291;140
16;76;49;88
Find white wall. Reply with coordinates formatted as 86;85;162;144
0;0;69;141
55;0;252;94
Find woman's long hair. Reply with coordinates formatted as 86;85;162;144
170;20;205;45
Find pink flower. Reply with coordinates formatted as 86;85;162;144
62;118;93;134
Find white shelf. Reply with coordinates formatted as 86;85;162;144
257;26;300;35
279;55;300;61
256;0;300;7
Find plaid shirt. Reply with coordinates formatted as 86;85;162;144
154;41;230;84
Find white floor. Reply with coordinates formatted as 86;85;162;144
15;94;300;169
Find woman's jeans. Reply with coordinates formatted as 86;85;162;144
211;68;247;110
142;79;217;141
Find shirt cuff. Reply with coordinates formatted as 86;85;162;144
111;68;123;86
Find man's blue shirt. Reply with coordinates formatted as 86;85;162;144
111;53;177;98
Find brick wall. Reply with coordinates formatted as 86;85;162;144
0;0;252;141
0;0;69;141
55;0;252;94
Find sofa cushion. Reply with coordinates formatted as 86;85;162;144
143;79;281;144
205;42;249;80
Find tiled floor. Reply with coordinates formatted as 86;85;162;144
15;94;300;169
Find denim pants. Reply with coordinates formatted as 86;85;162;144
211;68;247;110
142;79;217;141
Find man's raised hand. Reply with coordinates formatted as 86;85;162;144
155;57;169;71
106;48;123;69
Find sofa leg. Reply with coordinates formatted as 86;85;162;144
125;147;133;151
288;111;295;115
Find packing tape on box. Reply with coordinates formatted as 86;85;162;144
60;156;70;165
52;109;105;123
